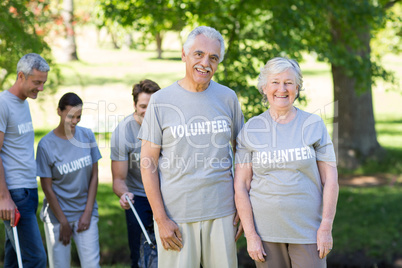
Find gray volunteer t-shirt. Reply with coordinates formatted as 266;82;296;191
139;81;244;223
36;126;102;223
0;90;37;189
110;114;145;197
236;108;336;244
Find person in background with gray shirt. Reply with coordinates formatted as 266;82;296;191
138;26;244;268
235;57;339;268
111;79;160;268
0;53;48;267
36;92;102;268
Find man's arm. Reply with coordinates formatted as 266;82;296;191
111;160;133;210
140;139;183;251
0;131;16;226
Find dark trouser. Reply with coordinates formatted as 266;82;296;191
3;188;47;268
125;195;153;268
255;242;326;268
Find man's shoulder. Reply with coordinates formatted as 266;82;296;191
0;90;10;103
151;82;178;99
210;80;237;98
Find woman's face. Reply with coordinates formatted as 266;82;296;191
263;69;298;110
58;105;82;131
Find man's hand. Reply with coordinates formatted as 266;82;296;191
157;218;183;251
120;192;134;210
0;196;16;226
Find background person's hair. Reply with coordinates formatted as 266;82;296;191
16;53;50;78
132;79;161;103
183;26;225;63
257;57;304;104
58;92;83;111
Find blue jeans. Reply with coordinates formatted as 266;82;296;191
125;195;153;268
3;188;47;268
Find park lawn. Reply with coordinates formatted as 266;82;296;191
1;43;401;266
1;182;402;267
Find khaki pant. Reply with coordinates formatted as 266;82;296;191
255;242;326;268
154;214;238;268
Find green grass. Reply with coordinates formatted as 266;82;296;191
331;186;402;265
3;183;402;267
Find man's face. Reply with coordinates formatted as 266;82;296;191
134;92;152;125
182;34;221;90
19;69;48;100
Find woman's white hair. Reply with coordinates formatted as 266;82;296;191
257;57;304;104
183;26;225;63
17;53;50;77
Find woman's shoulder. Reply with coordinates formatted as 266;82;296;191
296;108;325;125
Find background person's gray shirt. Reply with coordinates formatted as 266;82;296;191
36;126;102;223
139;80;244;223
110;114;145;197
0;90;37;189
236;108;336;244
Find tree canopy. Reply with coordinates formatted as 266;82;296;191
0;0;59;90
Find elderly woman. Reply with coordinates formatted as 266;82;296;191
234;57;339;267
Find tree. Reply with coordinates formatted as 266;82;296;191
61;0;79;61
192;0;400;169
96;0;189;58
0;0;60;90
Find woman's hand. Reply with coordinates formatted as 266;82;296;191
246;233;266;262
317;222;333;259
77;210;91;232
59;221;73;245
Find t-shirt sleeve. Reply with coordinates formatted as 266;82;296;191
88;129;102;163
110;120;129;161
138;95;163;145
0;99;9;133
235;125;252;164
314;119;336;163
231;94;245;142
36;140;53;178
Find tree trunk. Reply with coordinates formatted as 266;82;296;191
331;24;385;169
155;32;163;59
62;0;78;61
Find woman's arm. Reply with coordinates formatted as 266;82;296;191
77;162;99;232
317;161;339;259
40;177;72;245
234;162;266;262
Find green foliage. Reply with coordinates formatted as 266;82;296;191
185;0;401;119
95;0;191;53
0;0;61;91
332;186;402;264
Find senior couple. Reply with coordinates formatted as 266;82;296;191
127;26;339;268
1;25;338;268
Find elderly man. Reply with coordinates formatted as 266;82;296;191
0;53;49;267
139;26;244;268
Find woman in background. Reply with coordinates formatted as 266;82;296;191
36;92;101;268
